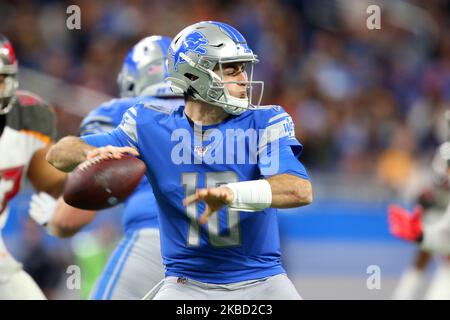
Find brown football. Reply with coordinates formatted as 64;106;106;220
63;155;146;210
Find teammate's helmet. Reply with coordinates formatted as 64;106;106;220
167;21;264;115
0;34;18;115
117;35;178;98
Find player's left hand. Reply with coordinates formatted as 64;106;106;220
183;187;234;225
388;204;423;242
29;192;57;227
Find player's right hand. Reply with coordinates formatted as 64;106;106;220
388;204;423;242
183;187;234;225
85;145;139;160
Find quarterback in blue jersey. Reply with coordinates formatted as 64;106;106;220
29;36;183;300
46;21;313;300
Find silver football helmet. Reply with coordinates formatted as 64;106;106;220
166;21;264;115
0;34;18;115
117;35;178;98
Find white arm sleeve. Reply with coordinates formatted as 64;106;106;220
225;179;272;212
421;208;450;255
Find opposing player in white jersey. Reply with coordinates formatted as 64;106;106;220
389;141;450;299
0;34;66;299
28;36;184;299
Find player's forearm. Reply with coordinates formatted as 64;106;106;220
46;136;94;172
28;145;67;198
421;226;450;255
223;174;312;212
420;209;450;255
267;174;313;208
49;197;97;238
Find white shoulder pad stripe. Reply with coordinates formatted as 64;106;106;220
128;107;137;117
258;116;296;153
268;112;289;124
119;108;138;145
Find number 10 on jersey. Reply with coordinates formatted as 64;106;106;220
182;172;241;248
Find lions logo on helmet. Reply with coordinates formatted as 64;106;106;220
171;31;208;72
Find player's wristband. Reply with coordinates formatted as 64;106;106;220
225;179;272;212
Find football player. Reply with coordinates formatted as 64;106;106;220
388;141;450;299
28;36;184;300
0;34;66;299
46;21;313;300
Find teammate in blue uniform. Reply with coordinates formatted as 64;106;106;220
29;36;183;299
46;21;313;299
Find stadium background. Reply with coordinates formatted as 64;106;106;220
1;0;449;299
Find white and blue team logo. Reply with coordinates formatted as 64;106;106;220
172;31;208;71
283;117;295;139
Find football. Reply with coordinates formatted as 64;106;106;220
63;155;146;210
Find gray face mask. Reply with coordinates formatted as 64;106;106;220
0;36;18;115
0;75;18;115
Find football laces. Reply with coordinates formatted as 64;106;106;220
78;155;105;172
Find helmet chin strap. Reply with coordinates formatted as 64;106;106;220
220;95;248;115
192;89;247;116
188;90;236;114
206;70;248;115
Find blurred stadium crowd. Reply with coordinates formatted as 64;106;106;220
1;0;450;299
2;0;450;195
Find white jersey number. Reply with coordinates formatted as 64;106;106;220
0;166;25;215
182;172;241;248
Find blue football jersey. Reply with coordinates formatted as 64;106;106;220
81;102;309;283
79;96;184;230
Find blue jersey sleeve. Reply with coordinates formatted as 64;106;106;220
257;106;308;178
80;105;139;149
258;106;303;157
79;114;116;136
259;144;310;179
79;98;128;136
80;129;128;148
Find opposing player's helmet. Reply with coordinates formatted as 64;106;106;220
0;34;18;115
118;35;178;98
167;21;264;115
